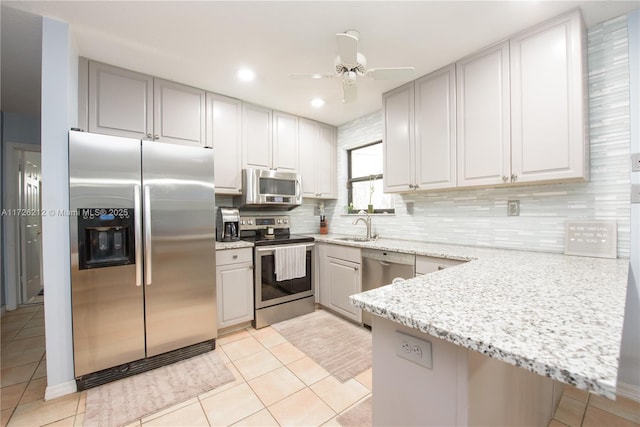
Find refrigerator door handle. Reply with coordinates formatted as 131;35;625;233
144;185;152;286
134;185;143;287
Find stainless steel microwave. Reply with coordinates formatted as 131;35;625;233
238;168;302;210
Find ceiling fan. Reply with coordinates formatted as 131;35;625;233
289;30;415;104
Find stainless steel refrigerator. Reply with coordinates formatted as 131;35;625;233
69;131;216;383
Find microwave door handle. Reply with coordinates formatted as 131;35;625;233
134;185;143;287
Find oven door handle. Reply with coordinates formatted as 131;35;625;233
256;243;315;253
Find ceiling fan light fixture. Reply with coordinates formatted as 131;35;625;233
236;68;256;82
311;98;326;108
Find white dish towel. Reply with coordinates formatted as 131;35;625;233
275;245;307;281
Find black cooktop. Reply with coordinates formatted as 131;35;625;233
240;231;314;246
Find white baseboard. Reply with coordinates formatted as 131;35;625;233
45;380;77;401
617;381;640;403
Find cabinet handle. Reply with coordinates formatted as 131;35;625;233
232;254;238;259
354;266;359;271
511;173;518;182
146;133;152;139
502;176;509;183
249;266;254;270
437;266;445;271
153;135;159;140
414;184;419;190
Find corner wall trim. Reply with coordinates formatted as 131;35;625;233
617;381;640;403
44;380;77;401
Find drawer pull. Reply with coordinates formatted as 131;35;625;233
437;266;445;271
233;254;238;259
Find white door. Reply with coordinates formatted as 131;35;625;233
272;111;299;172
456;42;511;187
207;93;242;194
21;151;43;303
327;257;362;322
242;103;272;170
154;78;206;147
383;82;415;193
298;118;320;197
510;10;586;183
317;124;337;198
414;64;457;190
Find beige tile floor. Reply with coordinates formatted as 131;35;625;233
1;306;372;426
2;304;639;427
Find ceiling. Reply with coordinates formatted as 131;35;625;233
2;1;639;126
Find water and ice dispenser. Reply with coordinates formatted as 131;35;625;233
77;208;135;269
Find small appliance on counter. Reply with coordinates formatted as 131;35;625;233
216;207;240;242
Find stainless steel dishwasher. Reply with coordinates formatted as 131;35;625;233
361;248;415;328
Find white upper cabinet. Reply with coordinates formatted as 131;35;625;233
206;93;242;194
86;60;205;147
242;103;273;170
384;65;457;193
272;111;299;172
382;10;587;192
88;61;153;139
154;79;206;147
383;82;414;193
415;64;457;190
299;118;337;199
456;41;511;187
510;10;587;183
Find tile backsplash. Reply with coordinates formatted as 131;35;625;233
217;14;631;258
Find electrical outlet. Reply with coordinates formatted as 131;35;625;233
507;200;520;216
632;153;640;172
395;331;432;369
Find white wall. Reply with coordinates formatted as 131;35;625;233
313;15;632;258
41;16;76;400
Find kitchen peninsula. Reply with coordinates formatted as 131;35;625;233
313;235;630;426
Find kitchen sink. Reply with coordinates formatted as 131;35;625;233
335;236;376;242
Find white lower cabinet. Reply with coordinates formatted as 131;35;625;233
318;244;362;323
216;248;254;329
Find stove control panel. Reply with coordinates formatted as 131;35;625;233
239;215;290;231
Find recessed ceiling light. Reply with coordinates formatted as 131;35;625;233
236;68;256;81
311;74;323;79
311;98;326;108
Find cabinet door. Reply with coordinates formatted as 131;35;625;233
383;82;415;193
456;42;511;187
207;93;242;194
273;111;299;172
414;64;457;190
327;257;362;322
154;79;206;147
88;61;153;139
298;118;320;198
317;124;337;198
242;103;273;169
216;262;254;329
510;10;586;183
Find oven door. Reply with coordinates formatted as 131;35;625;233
255;243;314;309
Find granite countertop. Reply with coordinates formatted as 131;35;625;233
215;240;254;250
310;234;629;399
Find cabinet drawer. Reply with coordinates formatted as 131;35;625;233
415;256;465;275
326;244;361;264
216;248;253;266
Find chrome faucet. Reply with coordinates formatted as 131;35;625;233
352;216;372;240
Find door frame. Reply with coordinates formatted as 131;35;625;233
2;142;42;310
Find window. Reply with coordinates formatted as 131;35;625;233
347;142;394;214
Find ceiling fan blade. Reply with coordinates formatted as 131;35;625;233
367;67;416;80
336;32;358;66
288;73;336;79
342;80;358;104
